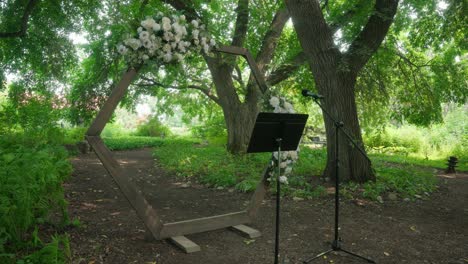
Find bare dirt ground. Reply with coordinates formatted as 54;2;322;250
64;149;468;264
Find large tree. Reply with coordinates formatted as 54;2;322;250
68;1;300;152
284;0;466;182
284;0;399;182
130;0;298;154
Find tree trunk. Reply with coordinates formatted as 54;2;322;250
317;72;375;182
205;56;260;154
223;104;258;154
285;0;383;182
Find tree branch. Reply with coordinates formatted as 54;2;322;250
327;0;367;33
245;8;290;101
266;51;307;86
231;0;249;47
137;76;220;105
345;0;399;74
233;64;245;88
161;0;201;20
255;8;290;72
0;0;40;38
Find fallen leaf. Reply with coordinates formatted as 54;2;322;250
243;239;255;245
110;212;120;216
384;252;390;256
82;203;97;209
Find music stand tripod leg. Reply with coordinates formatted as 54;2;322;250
274;138;282;264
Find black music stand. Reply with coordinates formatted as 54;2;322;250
247;112;308;264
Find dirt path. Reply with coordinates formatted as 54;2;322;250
65;149;468;264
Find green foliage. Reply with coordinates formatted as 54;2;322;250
135;116;172;138
0;142;71;249
153;139;271;190
363;105;467;167
63;126;87;145
190;114;227;145
14;234;71;264
0;95;72;261
360;164;437;200
153;138;441;199
101;123;130;138
364;126;423;154
103;136;166;150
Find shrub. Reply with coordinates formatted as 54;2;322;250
364;126;422;154
0;96;72;261
101;123;130;138
103;136;165;150
135;116;171;138
63;126;87;144
190;115;227;145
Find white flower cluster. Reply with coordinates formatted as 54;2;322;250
117;13;216;66
265;95;299;185
269;96;296;114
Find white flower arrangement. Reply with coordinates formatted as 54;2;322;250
265;96;300;185
117;14;216;66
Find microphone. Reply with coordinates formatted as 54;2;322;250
301;89;324;99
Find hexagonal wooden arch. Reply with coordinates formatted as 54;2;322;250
85;46;270;242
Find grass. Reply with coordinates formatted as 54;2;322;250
153;140;271;191
103;136;166;150
150;138;450;200
369;152;468;172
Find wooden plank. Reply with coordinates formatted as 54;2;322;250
215;46;268;93
86;136;163;239
214;45;248;56
246;165;270;219
87;68;139;136
230;225;261;239
169;236;201;253
244;51;268;93
159;211;250;239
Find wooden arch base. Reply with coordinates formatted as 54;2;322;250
85;46;270;253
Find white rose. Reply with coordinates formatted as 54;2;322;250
139;31;149;40
279;176;288;184
117;44;128;55
178;42;186;52
192;29;199;39
141;18;156;30
210;38;216;46
163;52;172;62
174;53;184;62
162;17;171;25
124;38;142;50
163;31;173;41
191;20;199;28
289;151;298;160
180;15;186;21
163;43;171;52
152;23;161;32
203;44;210;53
285;167;292;174
269;96;280;108
142;39;152;48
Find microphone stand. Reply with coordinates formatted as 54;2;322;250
303;97;375;264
